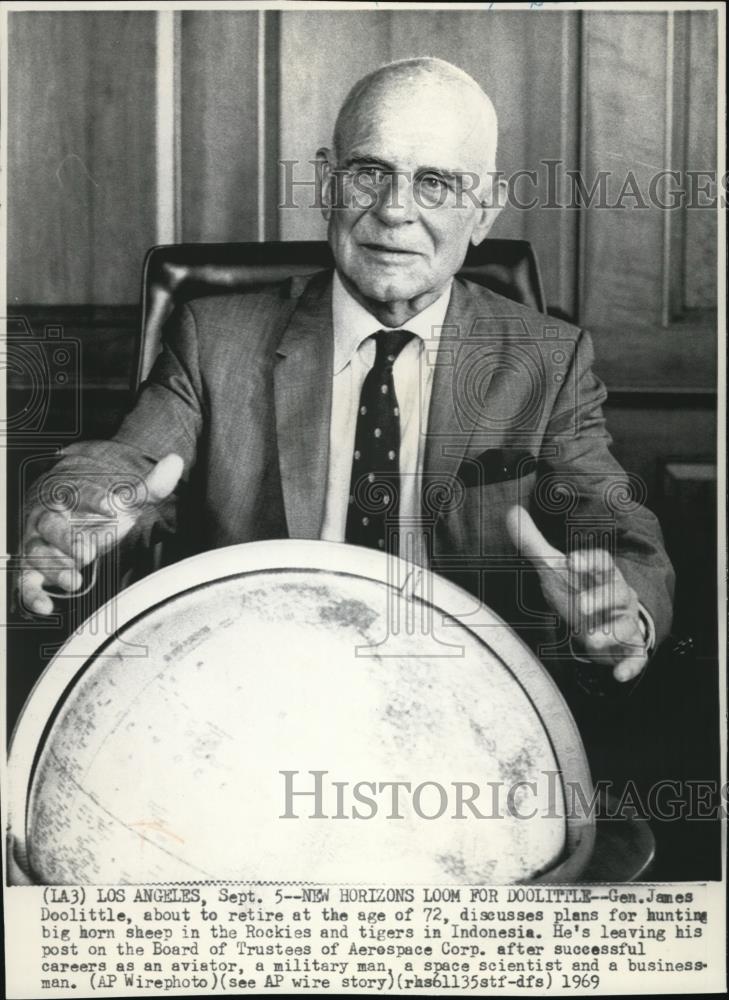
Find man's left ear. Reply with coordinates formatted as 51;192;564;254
315;147;336;222
470;177;508;246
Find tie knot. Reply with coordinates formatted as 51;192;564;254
372;329;415;369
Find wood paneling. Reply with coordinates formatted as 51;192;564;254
523;13;581;319
578;10;718;390
7;11;157;305
604;401;716;503
579;13;670;333
683;11;718;310
179;10;262;242
589;311;717;392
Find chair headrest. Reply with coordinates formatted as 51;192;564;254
136;239;546;389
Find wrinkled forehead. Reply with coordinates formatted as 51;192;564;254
337;78;497;175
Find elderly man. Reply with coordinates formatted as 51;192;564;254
19;57;673;688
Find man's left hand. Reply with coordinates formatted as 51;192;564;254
506;505;648;683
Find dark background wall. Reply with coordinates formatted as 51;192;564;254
5;8;721;879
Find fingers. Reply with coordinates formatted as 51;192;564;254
506;505;565;568
569;553;641;671
18;569;55;616
144;454;184;504
22;538;84;590
17;456;183;617
576;578;636;630
18;537;89;615
19;499;99;616
573;613;647;678
33;512;98;566
6;835;33;886
506;508;649;682
568;547;616;587
27;455;182;557
613;651;648;684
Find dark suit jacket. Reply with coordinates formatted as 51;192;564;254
54;270;674;669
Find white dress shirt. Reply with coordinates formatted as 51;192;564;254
320;271;452;560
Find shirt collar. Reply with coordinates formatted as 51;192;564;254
331;270;452;375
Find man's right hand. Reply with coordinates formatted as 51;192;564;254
18;453;184;616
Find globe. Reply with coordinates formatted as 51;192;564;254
9;541;594;884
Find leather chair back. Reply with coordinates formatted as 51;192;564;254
137;238;546;390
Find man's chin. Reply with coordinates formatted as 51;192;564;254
346;273;428;306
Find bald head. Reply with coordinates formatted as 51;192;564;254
333;57;499;174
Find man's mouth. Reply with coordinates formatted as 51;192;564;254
360;243;420;256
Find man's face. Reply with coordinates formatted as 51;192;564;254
321;84;499;310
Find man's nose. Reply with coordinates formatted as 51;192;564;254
372;171;418;225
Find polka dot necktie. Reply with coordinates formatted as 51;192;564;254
345;329;415;553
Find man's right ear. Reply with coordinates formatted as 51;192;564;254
316;147;336;222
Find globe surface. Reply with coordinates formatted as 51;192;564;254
13;543;585;884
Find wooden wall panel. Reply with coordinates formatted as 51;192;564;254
683;11;718;310
580;12;669;334
579;10;717;391
7;11;157;305
604;402;716;504
179;11;261;242
521;13;581;319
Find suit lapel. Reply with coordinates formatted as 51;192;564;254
274;273;333;539
424;278;499;492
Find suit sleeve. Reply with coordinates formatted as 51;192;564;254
28;303;204;554
536;328;675;648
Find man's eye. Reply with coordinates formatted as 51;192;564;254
354;166;386;184
418;174;447;190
